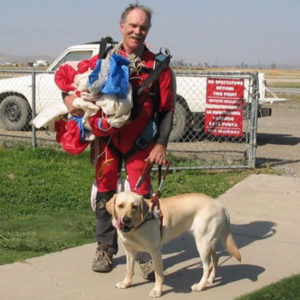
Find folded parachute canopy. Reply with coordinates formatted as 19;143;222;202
89;54;130;99
54;56;98;92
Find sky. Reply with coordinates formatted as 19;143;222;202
1;0;300;67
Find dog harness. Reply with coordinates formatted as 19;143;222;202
133;161;171;233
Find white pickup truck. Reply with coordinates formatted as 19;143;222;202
0;42;286;141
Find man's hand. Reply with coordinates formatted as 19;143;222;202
64;94;84;116
145;144;167;165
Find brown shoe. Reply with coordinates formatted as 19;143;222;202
92;244;113;272
139;260;155;281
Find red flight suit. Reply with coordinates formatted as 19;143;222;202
89;47;174;196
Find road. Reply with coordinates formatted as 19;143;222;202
256;99;300;177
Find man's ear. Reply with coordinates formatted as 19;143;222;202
119;22;125;34
106;194;117;216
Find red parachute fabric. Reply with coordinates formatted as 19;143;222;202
54;55;99;93
54;64;77;92
77;55;98;74
55;119;89;155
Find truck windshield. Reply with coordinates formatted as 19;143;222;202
50;50;93;71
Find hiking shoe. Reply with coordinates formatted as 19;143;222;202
139;260;155;281
92;244;113;272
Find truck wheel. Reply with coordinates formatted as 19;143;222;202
0;95;31;131
169;98;190;142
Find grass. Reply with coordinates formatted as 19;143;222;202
0;142;96;263
0;141;298;299
267;82;300;88
0;141;251;264
237;274;300;300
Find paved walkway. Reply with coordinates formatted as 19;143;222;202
0;174;299;300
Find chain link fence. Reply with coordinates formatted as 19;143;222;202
0;69;259;169
169;71;258;169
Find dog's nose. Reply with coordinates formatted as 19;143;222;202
122;217;131;224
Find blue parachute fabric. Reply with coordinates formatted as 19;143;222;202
88;59;102;86
101;54;130;98
70;116;86;143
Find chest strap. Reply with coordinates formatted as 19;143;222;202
100;118;157;162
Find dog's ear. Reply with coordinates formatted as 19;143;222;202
141;197;151;221
106;194;117;216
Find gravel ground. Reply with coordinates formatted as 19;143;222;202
256;99;300;177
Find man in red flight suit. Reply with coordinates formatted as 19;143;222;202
64;4;175;276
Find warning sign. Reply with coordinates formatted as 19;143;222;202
206;78;245;106
205;78;245;137
205;108;243;137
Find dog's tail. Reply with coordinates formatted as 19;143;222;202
221;208;241;262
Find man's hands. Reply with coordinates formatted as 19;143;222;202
145;144;167;165
64;94;84;116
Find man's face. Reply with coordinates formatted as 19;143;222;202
120;8;150;54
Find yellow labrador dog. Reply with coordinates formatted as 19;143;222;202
106;191;241;298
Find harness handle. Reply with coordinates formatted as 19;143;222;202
150;161;171;227
156;160;171;195
133;161;153;192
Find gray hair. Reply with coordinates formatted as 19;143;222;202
120;3;153;28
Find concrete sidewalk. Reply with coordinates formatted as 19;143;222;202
0;174;299;300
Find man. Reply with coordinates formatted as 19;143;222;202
64;3;175;277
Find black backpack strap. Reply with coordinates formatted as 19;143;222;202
137;48;172;96
123;49;172;160
98;36;117;58
153;78;160;122
131;48;171;121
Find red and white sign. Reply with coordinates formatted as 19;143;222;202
205;78;245;137
205;108;243;137
206;78;244;106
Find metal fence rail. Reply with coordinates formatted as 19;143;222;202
0;69;259;169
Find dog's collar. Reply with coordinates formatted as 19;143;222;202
133;210;158;231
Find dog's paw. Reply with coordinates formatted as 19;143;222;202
149;288;162;298
115;281;131;289
207;273;215;284
191;283;205;292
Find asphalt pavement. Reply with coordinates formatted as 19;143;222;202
0;174;299;300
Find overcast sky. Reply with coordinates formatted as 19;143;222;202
1;0;300;67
